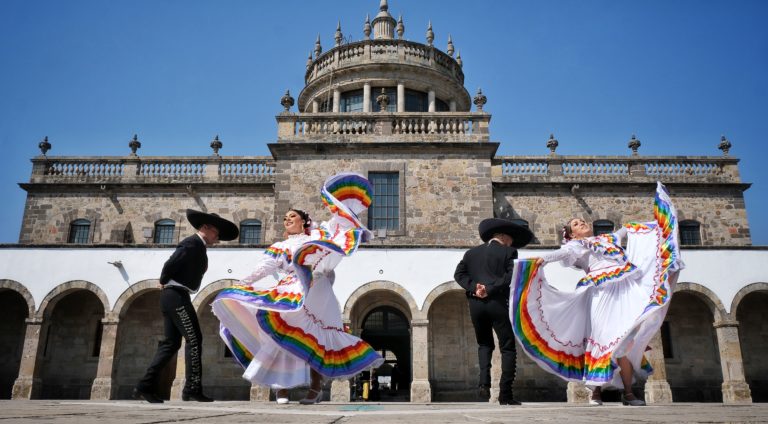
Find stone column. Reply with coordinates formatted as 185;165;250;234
331;379;351;402
363;83;371;112
410;319;431;402
566;382;591;404
170;345;186;400
250;384;270;401
11;318;44;399
449;99;456;112
312;100;319;113
643;331;673;404
90;318;120;400
713;319;752;404
332;89;341;113
397;82;405;113
428;90;436;113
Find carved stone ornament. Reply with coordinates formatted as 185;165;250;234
718;135;732;156
128;134;141;156
473;88;487;111
210;135;223;156
628;134;641;155
546;133;559;154
38;136;51;156
376;88;390;112
281;90;295;112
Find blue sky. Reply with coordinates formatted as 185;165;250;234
1;0;766;244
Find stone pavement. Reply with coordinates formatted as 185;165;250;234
1;401;767;423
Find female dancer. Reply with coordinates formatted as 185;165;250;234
212;173;383;404
509;182;683;406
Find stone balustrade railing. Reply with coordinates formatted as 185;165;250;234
277;112;490;142
30;156;275;183
306;39;464;86
494;156;741;183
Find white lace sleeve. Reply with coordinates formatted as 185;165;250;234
540;242;581;267
238;246;282;285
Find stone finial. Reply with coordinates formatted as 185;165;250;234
718;134;732;156
473;88;487;111
396;15;404;39
210;135;223;156
628;134;641;155
335;21;343;46
376;88;390;112
306;52;313;70
426;21;434;46
364;14;372;40
447;34;454;57
456;50;463;67
314;34;322;57
281;90;295;112
38;136;51;156
380;0;389;11
546;133;559;154
128;134;141;156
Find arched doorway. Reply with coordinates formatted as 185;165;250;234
196;290;251;400
427;290;477;401
736;290;768;402
0;289;28;398
360;306;411;400
664;291;723;402
39;290;104;399
113;290;176;400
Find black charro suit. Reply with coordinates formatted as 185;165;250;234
138;235;208;398
454;240;518;403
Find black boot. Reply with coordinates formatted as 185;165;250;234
182;391;214;402
132;388;164;404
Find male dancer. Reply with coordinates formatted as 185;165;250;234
133;209;238;403
454;218;533;405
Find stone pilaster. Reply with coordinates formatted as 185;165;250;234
331;379;351;402
566;381;591;404
11;318;44;399
90;318;120;400
644;331;673;404
410;319;431;402
250;384;270;402
170;346;185;400
713;319;752;404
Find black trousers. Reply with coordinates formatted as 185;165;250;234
468;296;516;398
137;287;203;395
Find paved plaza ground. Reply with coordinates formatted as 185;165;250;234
1;401;767;423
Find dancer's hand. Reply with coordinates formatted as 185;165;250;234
475;284;488;298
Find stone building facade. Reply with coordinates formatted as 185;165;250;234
1;0;765;405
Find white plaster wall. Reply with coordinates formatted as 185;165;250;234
0;247;766;314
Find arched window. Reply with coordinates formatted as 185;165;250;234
68;219;91;244
362;306;409;334
239;219;262;244
679;220;702;245
593;219;615;236
154;219;175;244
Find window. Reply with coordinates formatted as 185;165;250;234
68;219;91;244
240;219;262;244
154;219;175;244
368;172;399;231
341;90;364;112
362;306;409;333
404;90;427;112
593;219;614;236
679;220;701;245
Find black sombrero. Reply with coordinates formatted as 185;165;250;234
186;209;239;241
478;218;534;248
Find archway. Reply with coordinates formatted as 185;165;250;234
735;288;768;402
0;287;31;398
664;291;723;401
38;289;105;399
112;287;175;400
348;286;414;402
193;281;251;401
426;289;477;401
